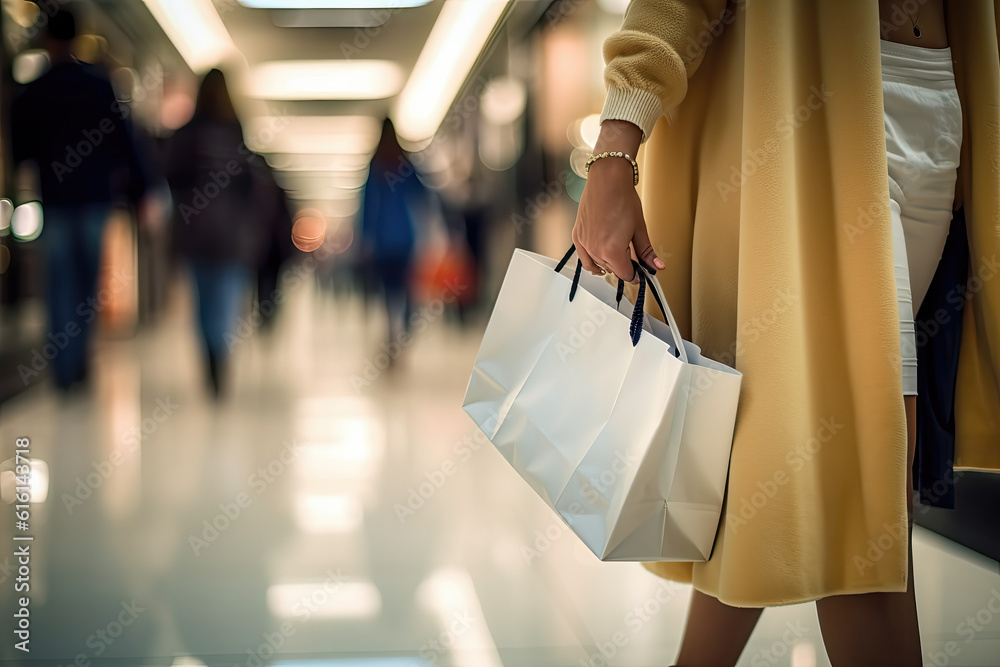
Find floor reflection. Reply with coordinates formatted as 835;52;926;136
0;279;998;666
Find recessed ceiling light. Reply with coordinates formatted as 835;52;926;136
266;153;372;172
394;0;513;144
246;115;382;154
270;9;392;28
238;0;431;8
246;60;404;100
248;115;380;137
140;0;238;72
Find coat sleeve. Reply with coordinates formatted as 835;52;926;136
600;0;729;142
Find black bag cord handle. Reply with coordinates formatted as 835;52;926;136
630;263;647;346
554;245;676;351
555;245;583;302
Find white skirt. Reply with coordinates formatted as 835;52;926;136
881;39;963;396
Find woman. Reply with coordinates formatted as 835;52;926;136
167;69;267;397
574;1;1000;664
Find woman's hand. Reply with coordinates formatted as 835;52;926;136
572;120;665;283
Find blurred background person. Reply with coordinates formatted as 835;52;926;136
10;8;147;393
165;69;268;398
253;161;296;334
359;119;426;363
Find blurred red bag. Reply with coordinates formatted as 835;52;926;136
411;238;476;305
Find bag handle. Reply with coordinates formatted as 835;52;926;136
632;259;688;363
554;245;687;361
556;244;634;309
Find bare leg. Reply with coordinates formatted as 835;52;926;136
815;395;921;666
674;589;764;667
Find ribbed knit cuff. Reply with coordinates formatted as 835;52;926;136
599;86;663;143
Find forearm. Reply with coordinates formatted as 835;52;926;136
593;120;642;157
588;120;643;186
600;0;727;142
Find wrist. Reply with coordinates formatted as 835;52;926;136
594;120;641;156
586;152;639;186
588;155;634;175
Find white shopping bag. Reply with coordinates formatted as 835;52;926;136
463;247;742;561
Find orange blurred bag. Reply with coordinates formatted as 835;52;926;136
411;238;476;305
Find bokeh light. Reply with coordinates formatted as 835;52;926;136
291;208;327;252
13;50;50;84
0;199;14;234
11;202;43;242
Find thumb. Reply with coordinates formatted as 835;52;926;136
632;220;665;271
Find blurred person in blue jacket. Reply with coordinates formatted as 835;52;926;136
361;119;426;362
11;8;148;392
165;69;270;398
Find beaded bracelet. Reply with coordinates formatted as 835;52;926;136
585;151;639;186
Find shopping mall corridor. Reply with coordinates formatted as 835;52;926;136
0;278;998;667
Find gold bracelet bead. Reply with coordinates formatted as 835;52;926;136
584;151;639;186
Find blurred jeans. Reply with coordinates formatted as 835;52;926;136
190;262;247;362
44;203;110;390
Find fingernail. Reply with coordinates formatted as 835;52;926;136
654;259;666;270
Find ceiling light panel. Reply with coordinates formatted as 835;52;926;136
394;0;512;144
246;115;381;154
270;9;392;28
239;0;431;7
140;0;238;72
266;154;373;172
247;60;404;100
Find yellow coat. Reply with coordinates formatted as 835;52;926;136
601;0;1000;606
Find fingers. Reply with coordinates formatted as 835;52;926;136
632;222;666;271
603;246;638;284
573;230;635;283
572;228;604;275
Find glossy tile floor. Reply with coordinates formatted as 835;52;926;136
1;277;999;667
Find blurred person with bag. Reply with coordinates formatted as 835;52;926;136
165;69;268;398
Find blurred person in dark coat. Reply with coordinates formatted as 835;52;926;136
165;69;267;398
253;163;296;333
11;9;147;392
361;119;426;360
